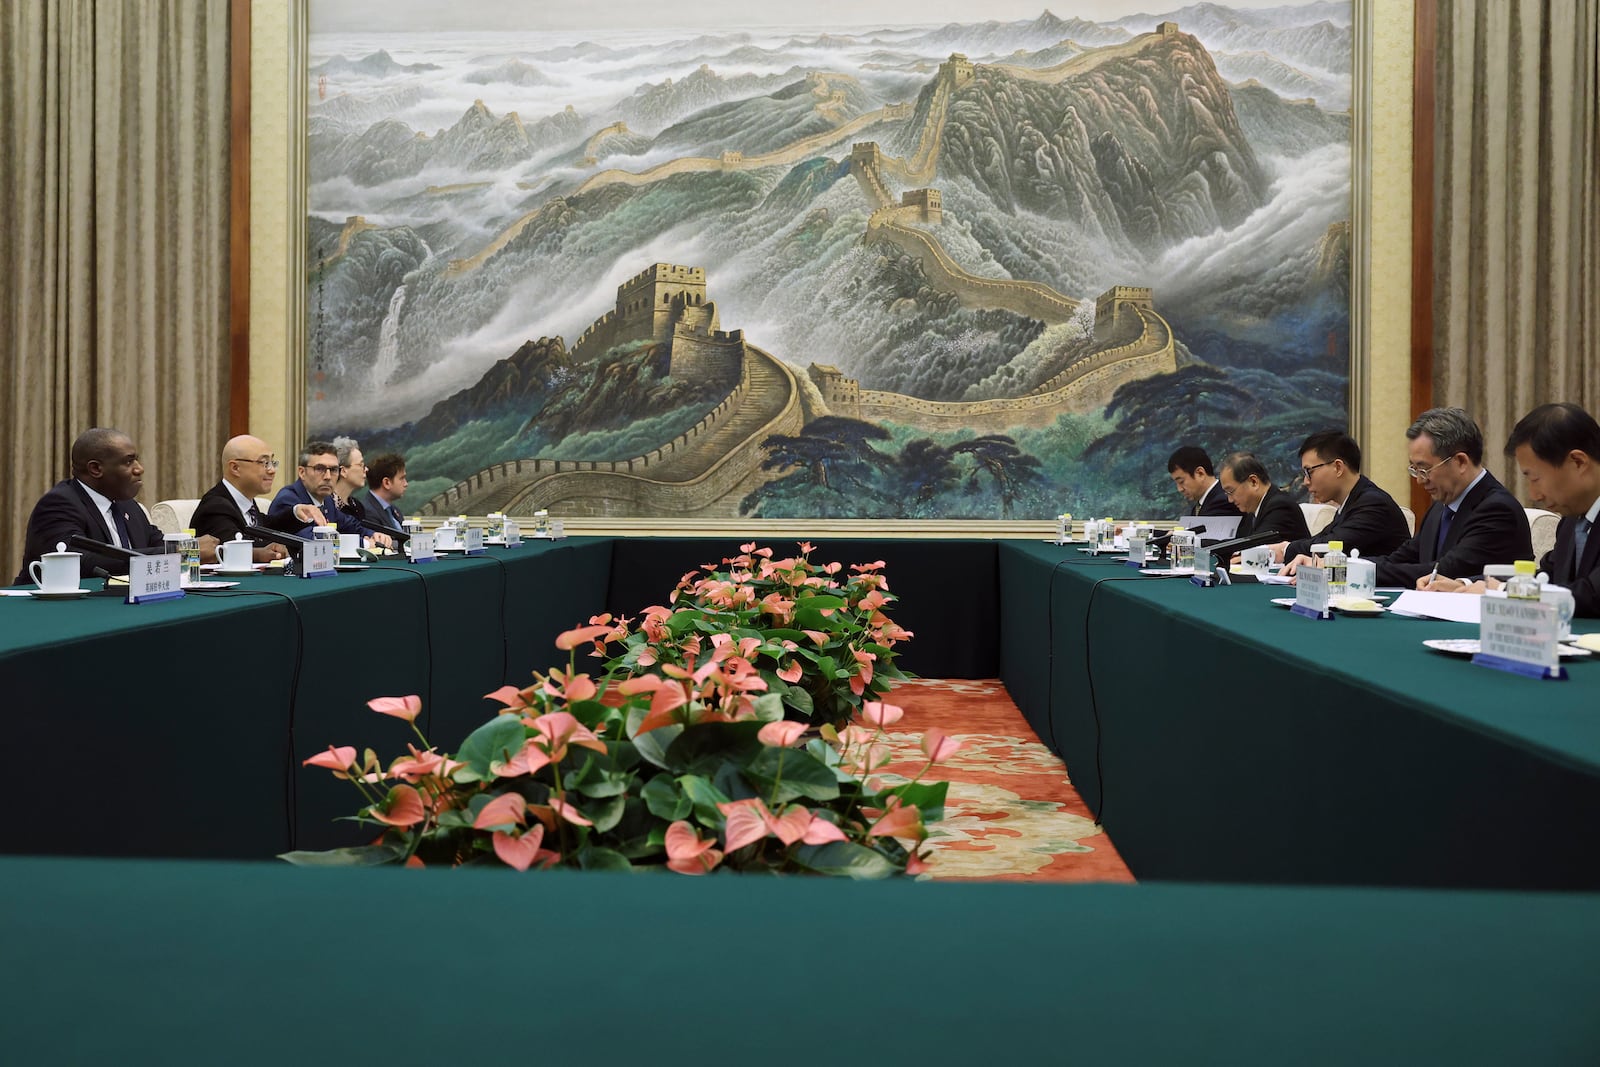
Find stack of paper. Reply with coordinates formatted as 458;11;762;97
1387;590;1482;624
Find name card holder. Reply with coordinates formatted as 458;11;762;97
127;553;185;604
1124;536;1148;568
1473;597;1566;680
1292;566;1333;620
407;531;437;564
503;523;522;547
464;527;485;556
301;540;336;579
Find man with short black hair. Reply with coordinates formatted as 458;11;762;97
1432;403;1600;616
1167;445;1240;518
1366;408;1530;587
268;441;352;537
14;428;166;581
1277;430;1410;570
361;452;409;529
1218;451;1310;543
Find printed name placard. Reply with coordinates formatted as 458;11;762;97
503;523;522;547
127;553;185;604
1126;536;1148;564
301;540;336;578
408;531;436;564
1195;545;1214;578
1293;565;1331;619
1475;597;1563;679
464;526;485;556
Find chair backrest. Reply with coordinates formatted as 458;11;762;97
150;499;199;533
1526;508;1560;563
1399;505;1416;537
1300;502;1335;535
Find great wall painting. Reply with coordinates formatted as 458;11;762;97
307;3;1354;520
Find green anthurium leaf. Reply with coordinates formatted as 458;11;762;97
566;750;634;799
886;780;949;824
641;774;693;821
779;684;814;716
566;698;612;731
750;692;785;723
677;774;732;827
760;627;810;644
583;794;627;833
664;721;764;778
574;845;633;872
645;825;669;849
277;845;404;867
743;747;841;803
456;715;526;779
815;655;838;679
789;841;899;879
434;809;475;831
629;712;685;771
805;738;856;783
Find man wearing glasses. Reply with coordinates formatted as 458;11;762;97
193;435;328;560
268;440;359;537
1217;451;1310;543
1276;430;1410;572
1359;408;1530;588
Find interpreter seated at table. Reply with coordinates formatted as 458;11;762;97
1277;430;1410;576
269;442;352;537
192;435;327;563
360;452;409;530
14;427;190;582
1357;408;1532;589
1168;446;1241;519
1217;451;1310;544
328;436;392;548
1427;402;1600;616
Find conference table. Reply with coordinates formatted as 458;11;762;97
4;535;1599;889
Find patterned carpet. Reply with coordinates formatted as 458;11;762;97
874;678;1134;883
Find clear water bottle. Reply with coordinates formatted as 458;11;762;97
487;512;505;541
180;528;202;585
1323;540;1348;598
1099;516;1116;551
1172;529;1196;572
1505;560;1541;600
1056;512;1072;544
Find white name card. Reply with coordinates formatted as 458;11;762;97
408;531;436;564
1195;545;1214;578
503;522;522;547
1294;565;1331;618
127;553;184;604
301;540;336;578
1477;596;1561;677
1127;536;1148;564
464;526;485;556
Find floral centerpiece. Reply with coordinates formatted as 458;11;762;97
288;543;956;877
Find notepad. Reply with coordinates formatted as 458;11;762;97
1388;590;1482;624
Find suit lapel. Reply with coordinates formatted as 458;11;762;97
68;480;119;544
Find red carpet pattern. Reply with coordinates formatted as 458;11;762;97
874;678;1134;883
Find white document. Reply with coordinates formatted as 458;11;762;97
1388;590;1482;624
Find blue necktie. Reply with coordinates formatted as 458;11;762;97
1434;507;1454;558
110;503;133;549
1575;518;1593;581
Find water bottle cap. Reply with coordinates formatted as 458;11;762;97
184;528;196;536
1327;540;1343;552
1514;560;1537;575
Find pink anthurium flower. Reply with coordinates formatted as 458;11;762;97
473;792;527;831
367;695;422;723
905;852;930;876
801;816;848;845
368;784;427;828
388;745;451;783
664;820;723;875
757;721;808;748
921;727;960;764
802;629;830;646
545;795;593;827
776;659;803;683
634;681;690;736
483;685;530;709
718;798;774;853
492;824;548;872
303;746;358;772
867;801;923;841
860;702;903;728
555;624;614;651
529;711;607;763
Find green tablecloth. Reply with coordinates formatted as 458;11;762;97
3;856;1597;1063
999;541;1600;889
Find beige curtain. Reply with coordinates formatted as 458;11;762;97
1434;0;1600;491
0;0;229;576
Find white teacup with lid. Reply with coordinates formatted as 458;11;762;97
30;542;82;594
218;534;254;572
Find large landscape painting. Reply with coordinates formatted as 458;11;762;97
307;1;1354;520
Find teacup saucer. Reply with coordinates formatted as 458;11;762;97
215;567;256;576
31;589;91;600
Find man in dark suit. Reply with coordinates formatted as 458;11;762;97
14;428;166;582
1218;451;1310;543
1167;445;1241;519
1368;408;1532;587
360;452;409;530
1432;404;1600;616
192;435;327;562
269;440;355;537
1278;430;1411;572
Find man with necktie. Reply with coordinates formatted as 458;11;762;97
14;428;167;582
1167;446;1241;519
360;452;409;531
1365;408;1531;588
1276;430;1412;572
191;435;325;561
1431;403;1600;616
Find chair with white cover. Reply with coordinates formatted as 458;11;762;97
1399;506;1416;537
149;499;199;533
1300;502;1335;535
1526;508;1560;563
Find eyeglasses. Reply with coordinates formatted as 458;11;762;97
1301;460;1335;480
1407;454;1460;480
303;464;341;475
235;457;280;471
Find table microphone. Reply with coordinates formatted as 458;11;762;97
356;516;410;543
67;534;144;562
